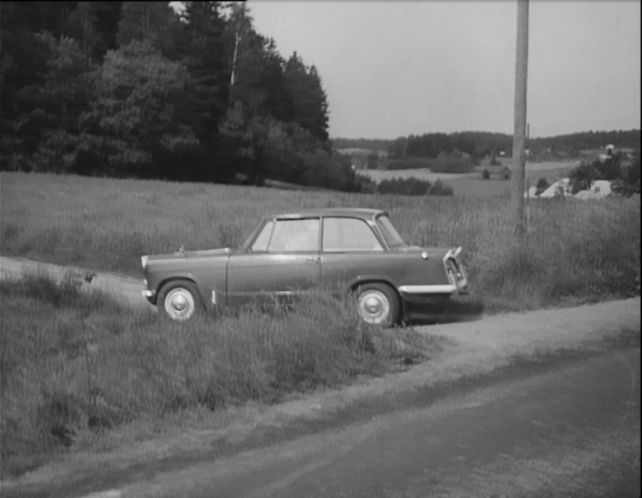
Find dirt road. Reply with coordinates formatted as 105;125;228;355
0;255;149;310
0;256;640;497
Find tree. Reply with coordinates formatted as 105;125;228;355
0;2;77;168
76;40;193;177
174;0;229;180
283;52;329;143
20;33;92;172
116;1;178;57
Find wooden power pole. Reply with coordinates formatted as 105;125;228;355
511;0;529;235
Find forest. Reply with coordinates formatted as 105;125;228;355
0;1;365;191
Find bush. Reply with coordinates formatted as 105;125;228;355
431;150;474;173
536;177;549;196
377;177;432;196
568;152;639;194
383;157;433;170
427;179;453;196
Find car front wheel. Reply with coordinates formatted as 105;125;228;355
158;280;203;322
355;283;399;326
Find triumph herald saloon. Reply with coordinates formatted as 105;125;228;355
141;208;468;326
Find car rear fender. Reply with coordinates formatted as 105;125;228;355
348;276;401;298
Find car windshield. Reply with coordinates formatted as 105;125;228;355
376;215;406;248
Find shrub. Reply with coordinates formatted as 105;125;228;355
427;179;453;196
536;177;549;195
431;150;474;173
377;177;432;196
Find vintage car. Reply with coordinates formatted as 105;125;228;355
140;208;468;326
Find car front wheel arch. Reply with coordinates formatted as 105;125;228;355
353;282;400;327
157;278;204;322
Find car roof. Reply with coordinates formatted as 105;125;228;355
268;207;387;221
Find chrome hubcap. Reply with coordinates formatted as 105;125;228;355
164;288;196;321
358;290;390;324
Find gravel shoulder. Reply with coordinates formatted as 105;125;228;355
0;256;640;496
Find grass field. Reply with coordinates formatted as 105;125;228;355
1;170;639;476
1;170;638;309
1;275;439;476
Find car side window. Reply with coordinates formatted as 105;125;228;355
268;218;319;252
323;217;383;252
251;220;274;252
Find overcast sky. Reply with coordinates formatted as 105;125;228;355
248;1;641;139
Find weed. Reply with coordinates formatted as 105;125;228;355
0;275;439;477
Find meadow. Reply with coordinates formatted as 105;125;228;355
1;171;638;310
1;171;639;475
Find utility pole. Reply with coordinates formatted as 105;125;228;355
511;0;529;235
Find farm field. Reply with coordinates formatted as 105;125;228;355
358;160;579;198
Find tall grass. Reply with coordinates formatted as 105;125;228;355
0;274;437;477
1;171;640;311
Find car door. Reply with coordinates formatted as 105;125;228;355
226;217;321;306
320;216;391;292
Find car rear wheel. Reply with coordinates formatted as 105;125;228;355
356;283;399;326
158;280;203;322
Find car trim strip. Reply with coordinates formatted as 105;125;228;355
398;284;457;294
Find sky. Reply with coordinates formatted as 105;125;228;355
248;1;641;139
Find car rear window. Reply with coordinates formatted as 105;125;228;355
323;217;383;252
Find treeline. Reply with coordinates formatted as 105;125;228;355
528;130;641;157
388;132;511;161
0;2;364;191
335;129;641;162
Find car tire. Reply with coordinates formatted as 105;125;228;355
355;283;399;327
158;279;203;322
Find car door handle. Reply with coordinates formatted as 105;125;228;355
306;256;319;262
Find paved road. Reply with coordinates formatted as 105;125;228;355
103;348;639;498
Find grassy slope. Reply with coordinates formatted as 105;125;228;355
1;171;639;311
1;171;639;477
0;276;438;477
